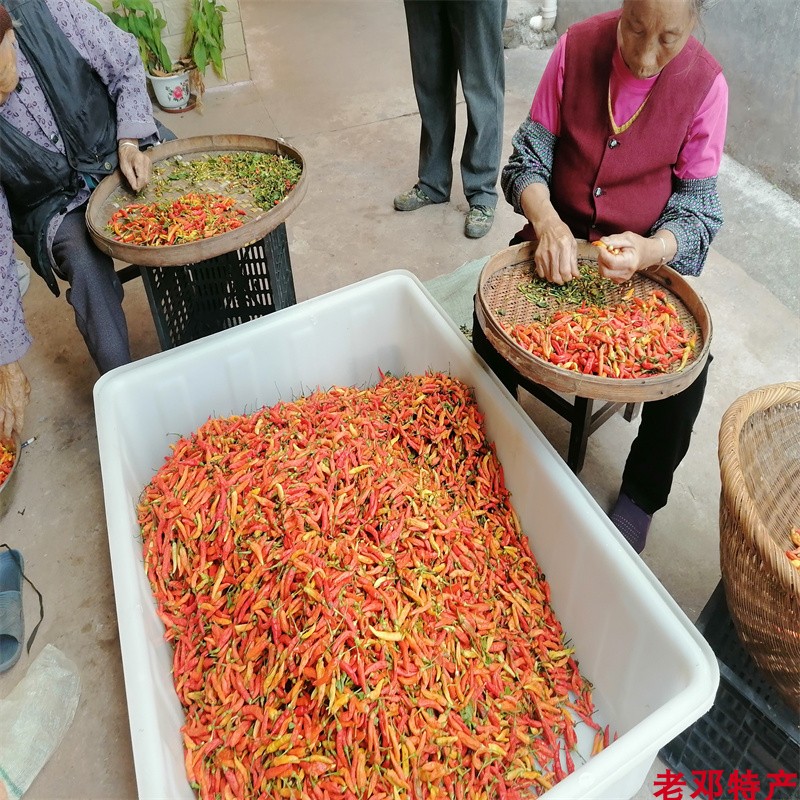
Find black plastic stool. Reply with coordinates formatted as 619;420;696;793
117;223;296;350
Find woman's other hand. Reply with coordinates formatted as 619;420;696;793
520;183;580;284
118;140;152;193
0;361;30;440
595;230;677;283
534;218;579;284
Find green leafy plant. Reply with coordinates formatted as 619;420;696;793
184;0;226;79
173;0;227;98
107;0;175;76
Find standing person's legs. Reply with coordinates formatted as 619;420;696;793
448;0;507;210
51;204;131;373
402;0;457;203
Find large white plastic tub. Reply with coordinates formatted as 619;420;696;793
95;270;718;800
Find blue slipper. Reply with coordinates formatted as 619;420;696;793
0;548;24;673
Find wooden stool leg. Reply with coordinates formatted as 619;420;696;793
624;402;642;422
116;264;142;285
567;396;594;474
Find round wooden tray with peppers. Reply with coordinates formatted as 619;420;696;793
86;134;307;268
0;434;21;519
474;240;712;403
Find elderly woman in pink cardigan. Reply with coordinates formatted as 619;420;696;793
474;0;728;553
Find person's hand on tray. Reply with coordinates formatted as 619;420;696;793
593;230;678;283
520;183;579;285
117;138;152;193
532;218;579;285
0;361;30;440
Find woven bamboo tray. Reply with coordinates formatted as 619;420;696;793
718;381;800;712
475;240;712;402
86;134;307;268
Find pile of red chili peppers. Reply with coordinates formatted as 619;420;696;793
108;192;246;246
0;440;14;488
504;290;698;378
139;373;609;800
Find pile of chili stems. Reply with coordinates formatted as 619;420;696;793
517;262;614;309
504;289;697;378
0;440;14;487
139;373;611;800
153;152;302;210
108;192;246;246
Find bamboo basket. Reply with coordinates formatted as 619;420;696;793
718;381;800;712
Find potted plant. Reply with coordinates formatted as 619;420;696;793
173;0;227;102
98;0;227;110
104;0;191;110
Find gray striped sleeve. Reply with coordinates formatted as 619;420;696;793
501;118;557;215
651;176;723;276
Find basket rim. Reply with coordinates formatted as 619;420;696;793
718;381;800;591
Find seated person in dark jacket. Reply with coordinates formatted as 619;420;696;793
0;0;173;439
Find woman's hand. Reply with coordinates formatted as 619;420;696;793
0;361;30;440
118;140;152;192
594;231;675;283
520;183;580;284
534;218;579;284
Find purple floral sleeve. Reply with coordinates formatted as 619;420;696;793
0;190;33;366
48;0;158;141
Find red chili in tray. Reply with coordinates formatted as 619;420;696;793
0;439;14;488
504;290;698;378
108;191;247;247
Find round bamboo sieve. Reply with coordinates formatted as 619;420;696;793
475;240;712;402
86;134;307;268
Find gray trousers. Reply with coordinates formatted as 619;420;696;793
403;0;508;208
51;203;131;374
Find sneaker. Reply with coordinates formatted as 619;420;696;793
465;205;495;239
609;492;652;554
393;186;435;212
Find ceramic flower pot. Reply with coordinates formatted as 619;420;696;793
147;72;191;111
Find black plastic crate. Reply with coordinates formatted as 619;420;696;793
660;582;800;799
140;224;296;349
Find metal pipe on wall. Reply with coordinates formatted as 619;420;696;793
530;0;558;32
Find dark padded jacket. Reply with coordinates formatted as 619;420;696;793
0;0;119;294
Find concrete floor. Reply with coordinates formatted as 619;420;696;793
2;1;799;798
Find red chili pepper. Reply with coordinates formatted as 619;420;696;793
107;192;246;247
